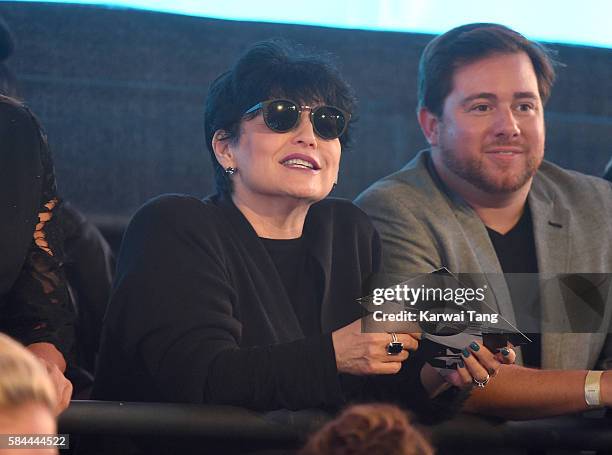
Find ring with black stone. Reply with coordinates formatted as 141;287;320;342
386;332;404;355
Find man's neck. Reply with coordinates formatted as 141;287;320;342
473;198;528;235
431;155;531;235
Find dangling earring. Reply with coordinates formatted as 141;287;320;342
225;167;238;175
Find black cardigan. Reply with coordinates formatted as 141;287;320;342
94;193;448;415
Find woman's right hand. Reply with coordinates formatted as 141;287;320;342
332;319;420;375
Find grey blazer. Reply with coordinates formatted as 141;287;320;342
356;150;612;370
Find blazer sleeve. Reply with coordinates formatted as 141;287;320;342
106;196;345;411
355;185;442;279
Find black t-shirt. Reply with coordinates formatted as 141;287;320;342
486;204;541;367
260;237;322;337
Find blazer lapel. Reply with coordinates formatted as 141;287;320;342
530;179;598;368
425;157;518;329
529;181;570;275
453;207;517;315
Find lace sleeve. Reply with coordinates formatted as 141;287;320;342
5;200;76;359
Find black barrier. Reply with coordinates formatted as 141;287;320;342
59;401;305;441
432;412;612;451
59;401;612;452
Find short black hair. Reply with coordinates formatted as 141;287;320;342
204;40;356;194
418;23;557;117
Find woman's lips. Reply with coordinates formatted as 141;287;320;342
280;153;321;170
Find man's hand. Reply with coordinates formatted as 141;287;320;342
332;319;420;375
27;343;73;414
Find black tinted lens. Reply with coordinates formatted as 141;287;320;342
264;100;299;132
312;106;347;140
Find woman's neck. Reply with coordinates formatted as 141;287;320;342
231;191;311;239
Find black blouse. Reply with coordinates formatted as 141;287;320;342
260;237;322;337
0;95;74;357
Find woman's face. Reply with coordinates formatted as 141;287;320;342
224;103;342;205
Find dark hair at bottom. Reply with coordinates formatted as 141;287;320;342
204;39;357;194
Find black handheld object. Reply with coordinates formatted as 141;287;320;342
483;332;532;351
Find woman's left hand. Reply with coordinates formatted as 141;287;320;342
420;341;516;396
446;341;516;389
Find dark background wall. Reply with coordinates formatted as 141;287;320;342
1;2;611;222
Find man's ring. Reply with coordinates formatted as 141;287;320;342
386;332;403;355
473;373;490;388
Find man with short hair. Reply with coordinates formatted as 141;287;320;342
356;23;612;418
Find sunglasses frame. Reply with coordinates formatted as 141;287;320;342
243;99;351;140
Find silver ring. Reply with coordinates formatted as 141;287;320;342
386;332;403;355
473;373;490;388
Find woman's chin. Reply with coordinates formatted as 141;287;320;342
282;186;332;203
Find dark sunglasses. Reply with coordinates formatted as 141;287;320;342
243;99;351;140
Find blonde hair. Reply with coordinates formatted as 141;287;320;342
0;333;56;411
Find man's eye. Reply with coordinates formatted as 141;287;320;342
471;104;491;112
517;103;535;112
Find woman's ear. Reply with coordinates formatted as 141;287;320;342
212;130;235;169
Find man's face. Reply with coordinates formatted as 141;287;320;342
432;52;545;194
